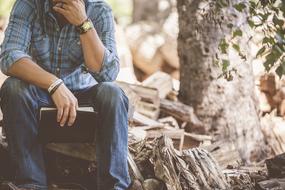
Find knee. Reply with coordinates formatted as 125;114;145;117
0;77;31;102
96;82;129;107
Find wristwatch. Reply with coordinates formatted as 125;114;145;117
77;18;94;34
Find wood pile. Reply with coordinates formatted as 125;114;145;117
125;21;180;81
258;73;285;117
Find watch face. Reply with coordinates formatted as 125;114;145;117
83;21;92;30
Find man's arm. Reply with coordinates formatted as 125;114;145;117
53;0;119;82
0;0;57;89
0;0;78;127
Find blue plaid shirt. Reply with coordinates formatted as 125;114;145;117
0;0;119;91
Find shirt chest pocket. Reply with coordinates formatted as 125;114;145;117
68;39;84;66
31;35;50;64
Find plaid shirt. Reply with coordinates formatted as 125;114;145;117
0;0;119;91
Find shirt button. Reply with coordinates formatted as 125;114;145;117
56;67;60;72
58;47;62;51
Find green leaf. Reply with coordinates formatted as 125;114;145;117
227;23;234;29
264;48;282;71
256;46;266;57
232;43;240;52
233;29;243;38
258;13;270;21
233;3;246;12
276;62;285;78
222;59;230;72
219;38;229;54
262;37;275;45
247;19;255;28
273;14;284;27
276;65;284;78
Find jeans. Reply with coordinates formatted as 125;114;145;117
0;77;131;190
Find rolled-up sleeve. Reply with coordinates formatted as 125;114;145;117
0;0;34;75
89;4;119;82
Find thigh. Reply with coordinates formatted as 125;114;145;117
0;77;53;107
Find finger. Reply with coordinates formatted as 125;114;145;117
60;106;69;127
68;104;77;127
75;98;79;110
53;6;69;15
57;107;63;122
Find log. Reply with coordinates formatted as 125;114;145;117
132;111;163;127
160;99;203;130
223;169;255;190
203;140;242;169
259;74;277;96
261;114;285;156
142;71;173;99
152;136;230;190
116;81;141;119
121;82;160;120
128;151;144;182
117;81;160;120
159;36;180;69
257;178;285;190
125;23;165;76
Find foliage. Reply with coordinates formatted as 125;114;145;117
206;0;285;79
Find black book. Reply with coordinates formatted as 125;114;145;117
38;107;98;143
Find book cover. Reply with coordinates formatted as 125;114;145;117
38;107;98;143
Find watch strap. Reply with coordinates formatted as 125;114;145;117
76;18;94;34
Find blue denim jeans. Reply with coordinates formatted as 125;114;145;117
0;77;131;190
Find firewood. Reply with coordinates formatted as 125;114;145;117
128;151;144;182
261;114;285;156
223;169;255;189
132;111;163;127
160;99;203;129
184;132;212;142
116;81;141;119
280;99;285;116
259;74;277;96
159;38;179;70
203;140;242;169
125;23;165;75
145;128;185;151
257;178;285;190
152;136;230;190
118;82;160;120
142;178;165;190
142;71;173;99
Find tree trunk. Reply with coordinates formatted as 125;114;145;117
176;0;265;162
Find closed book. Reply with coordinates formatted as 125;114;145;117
38;107;97;143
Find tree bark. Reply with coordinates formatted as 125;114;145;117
176;0;265;162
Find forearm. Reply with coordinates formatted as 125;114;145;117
7;58;58;90
80;28;105;73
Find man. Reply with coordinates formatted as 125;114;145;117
0;0;133;189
